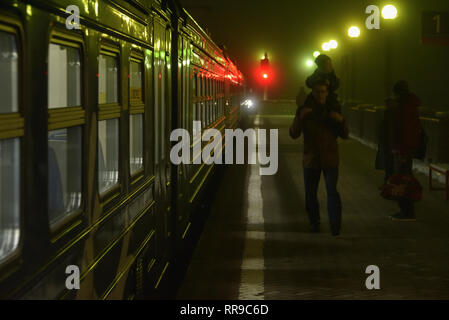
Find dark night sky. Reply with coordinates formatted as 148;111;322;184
180;0;449;104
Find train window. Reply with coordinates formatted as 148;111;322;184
48;127;82;227
130;60;143;105
212;79;218;120
47;35;85;231
0;30;18;114
129;55;144;178
198;75;203;127
98;54;119;104
0;138;20;262
203;76;207;127
217;81;220;118
98;119;119;195
210;78;214;123
221;81;224;116
48;43;81;109
0;26;22;263
207;78;210;124
209;78;213;124
192;72;197;121
201;76;206;127
204;77;207;125
129;114;143;175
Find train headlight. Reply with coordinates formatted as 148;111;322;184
241;99;254;109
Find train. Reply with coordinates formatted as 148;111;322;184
0;0;244;299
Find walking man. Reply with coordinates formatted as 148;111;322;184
290;78;349;236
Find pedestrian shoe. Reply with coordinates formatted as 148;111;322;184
389;212;416;222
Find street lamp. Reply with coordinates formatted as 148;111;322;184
348;26;361;38
382;5;398;20
306;59;314;67
329;40;338;49
381;5;398;97
322;42;331;51
346;27;361;102
313;51;320;58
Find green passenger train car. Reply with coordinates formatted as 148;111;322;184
0;0;244;299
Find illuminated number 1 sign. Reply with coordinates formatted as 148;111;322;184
422;11;449;45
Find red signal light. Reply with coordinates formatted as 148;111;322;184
263;73;268;79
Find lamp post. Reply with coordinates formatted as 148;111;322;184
347;26;360;102
382;5;398;98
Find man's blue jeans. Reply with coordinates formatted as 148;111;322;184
304;168;342;234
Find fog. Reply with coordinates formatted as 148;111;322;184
181;0;449;109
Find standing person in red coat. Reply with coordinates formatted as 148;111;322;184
388;80;422;221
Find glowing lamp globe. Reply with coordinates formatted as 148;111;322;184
348;26;361;38
382;5;398;19
329;40;338;49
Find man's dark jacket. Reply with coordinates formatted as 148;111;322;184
289;98;349;169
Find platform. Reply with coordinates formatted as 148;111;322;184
177;109;449;300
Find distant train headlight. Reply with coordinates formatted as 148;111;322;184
241;99;254;109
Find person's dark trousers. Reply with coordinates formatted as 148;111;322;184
304;167;342;235
384;152;394;184
394;154;415;217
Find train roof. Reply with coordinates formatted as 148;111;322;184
181;6;243;81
